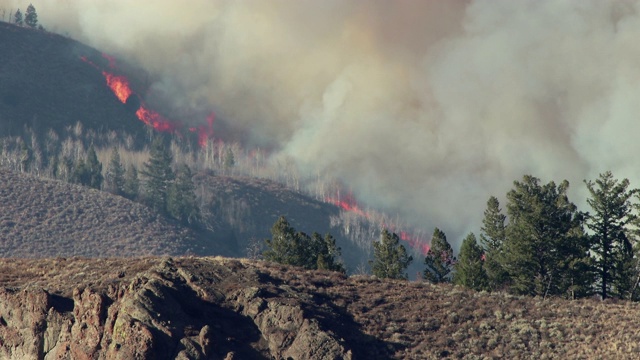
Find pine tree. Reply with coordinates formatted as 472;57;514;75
167;164;201;225
141;137;174;212
224;147;235;170
370;229;413;280
24;4;37;28
480;196;509;290
85;144;103;189
585;171;638;299
123;164;140;200
453;233;488;290
424;228;455;283
311;232;345;273
263;216;345;272
263;216;304;266
14;9;23;26
501;175;588;297
105;147;125;195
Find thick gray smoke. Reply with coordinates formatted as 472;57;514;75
4;0;640;247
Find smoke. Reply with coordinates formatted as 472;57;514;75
4;0;640;247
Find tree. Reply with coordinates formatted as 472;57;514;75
263;216;345;272
105;147;125;195
167;164;201;225
480;196;509;290
370;229;413;280
123;164;140;200
453;233;488;290
310;232;345;273
14;9;23;26
85;144;103;189
501;175;589;297
141;137;174;212
24;4;37;28
424;228;455;283
585;171;638;299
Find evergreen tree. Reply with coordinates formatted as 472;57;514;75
501;175;589;297
105;147;125;195
370;229;413;280
24;4;37;28
310;232;345;273
167;164;201;225
585;171;638;299
85;144;103;189
480;196;509;290
424;228;455;283
123;164;140;200
141;137;174;212
453;233;488;290
14;9;23;26
263;216;345;272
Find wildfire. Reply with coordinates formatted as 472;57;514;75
325;192;430;255
80;53;215;147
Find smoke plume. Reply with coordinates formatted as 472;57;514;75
4;0;640;246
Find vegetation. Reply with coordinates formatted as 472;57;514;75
105;147;125;195
167;164;200;225
24;4;37;28
141;137;174;212
370;229;413;280
263;216;345;273
423;228;455;283
13;9;22;26
453;233;488;291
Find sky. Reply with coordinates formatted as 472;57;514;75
3;0;640;248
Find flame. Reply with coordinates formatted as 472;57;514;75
81;53;215;146
102;72;132;103
326;192;430;255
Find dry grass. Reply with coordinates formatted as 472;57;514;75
0;169;198;257
2;256;640;359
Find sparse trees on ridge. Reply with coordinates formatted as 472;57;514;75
263;216;345;273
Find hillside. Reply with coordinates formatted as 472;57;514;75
0;169;208;257
1;256;640;359
0;21;146;138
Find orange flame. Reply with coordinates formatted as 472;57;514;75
102;72;132;103
81;53;215;146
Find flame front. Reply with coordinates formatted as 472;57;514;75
326;193;429;255
81;53;215;146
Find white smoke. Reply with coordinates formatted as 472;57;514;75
4;0;640;247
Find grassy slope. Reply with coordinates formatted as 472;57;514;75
0;169;201;257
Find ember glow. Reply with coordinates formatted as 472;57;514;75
81;54;215;146
326;193;430;255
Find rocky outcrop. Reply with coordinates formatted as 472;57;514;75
0;257;352;360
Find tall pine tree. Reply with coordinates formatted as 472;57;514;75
585;171;638;299
501;175;589;297
141;137;174;212
480;196;509;290
105;147;125;195
424;228;455;283
24;4;37;28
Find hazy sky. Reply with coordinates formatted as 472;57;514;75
3;0;640;247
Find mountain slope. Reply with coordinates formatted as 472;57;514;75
1;256;640;359
0;21;146;138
